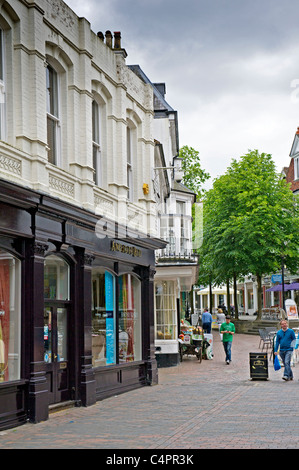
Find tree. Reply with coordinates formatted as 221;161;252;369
179;145;210;198
199;150;299;320
198;172;247;318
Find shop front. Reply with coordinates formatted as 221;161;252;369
0;180;162;430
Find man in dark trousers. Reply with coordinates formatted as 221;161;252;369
201;308;213;334
274;319;296;381
220;315;235;364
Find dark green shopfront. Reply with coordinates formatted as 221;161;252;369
0;179;163;430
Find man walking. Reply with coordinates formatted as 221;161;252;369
274;319;296;381
201;308;213;334
220;315;235;364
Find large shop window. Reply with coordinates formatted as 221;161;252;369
155;281;176;340
0;250;21;382
92;269;116;366
119;274;141;362
44;255;70;300
92;271;141;366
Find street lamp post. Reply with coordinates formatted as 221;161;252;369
282;257;285;313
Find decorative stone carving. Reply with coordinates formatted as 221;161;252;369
49;174;74;197
31;242;49;257
0;154;21;175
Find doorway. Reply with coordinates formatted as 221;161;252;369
44;303;71;404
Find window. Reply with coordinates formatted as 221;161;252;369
0;250;21;382
44;255;70;300
46;65;60;165
294;157;299;180
92;269;116;366
118;274;141;362
155;281;176;340
92;100;102;186
127;126;133;200
0;29;6;140
247;288;254;310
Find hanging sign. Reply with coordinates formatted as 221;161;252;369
271;274;282;283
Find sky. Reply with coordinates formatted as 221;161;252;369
65;0;299;189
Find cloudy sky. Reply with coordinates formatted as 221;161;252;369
65;0;299;188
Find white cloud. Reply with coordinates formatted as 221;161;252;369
64;0;299;184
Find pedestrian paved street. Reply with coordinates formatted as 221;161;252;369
1;331;299;450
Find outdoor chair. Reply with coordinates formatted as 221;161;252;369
258;328;272;352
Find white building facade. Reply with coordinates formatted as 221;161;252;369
128;73;199;367
0;0;168;430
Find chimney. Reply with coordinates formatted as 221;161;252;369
114;31;121;49
97;31;104;41
105;30;112;48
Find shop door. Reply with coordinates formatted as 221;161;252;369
44;304;71;405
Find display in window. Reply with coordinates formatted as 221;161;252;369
92;270;116;366
0;251;21;382
118;274;141;362
44;308;52;363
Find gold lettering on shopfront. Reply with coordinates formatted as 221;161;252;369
110;241;142;257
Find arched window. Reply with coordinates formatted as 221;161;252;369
126;113;140;202
92;99;102;186
46;64;61;166
44;255;70;300
0;249;21;382
91;268;116;366
118;274;141;362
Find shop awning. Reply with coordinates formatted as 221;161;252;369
197;286;239;295
266;282;299;292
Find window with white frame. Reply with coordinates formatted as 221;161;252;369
92;100;102;186
46;64;61;165
127;126;133;200
294;156;299;180
155;280;176;340
0;29;6;140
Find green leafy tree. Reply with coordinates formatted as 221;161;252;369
199;150;299;320
179;145;210;198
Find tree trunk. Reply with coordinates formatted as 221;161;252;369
233;273;238;319
209;281;213;313
190;285;194;315
226;278;230;315
256;273;263;320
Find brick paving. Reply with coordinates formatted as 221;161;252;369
1;330;299;449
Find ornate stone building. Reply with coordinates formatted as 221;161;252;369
0;0;166;429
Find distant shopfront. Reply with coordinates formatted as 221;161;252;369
0;180;163;430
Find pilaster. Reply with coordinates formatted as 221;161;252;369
27;241;49;424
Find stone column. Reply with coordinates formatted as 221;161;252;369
27;241;49;424
75;250;96;406
141;266;158;385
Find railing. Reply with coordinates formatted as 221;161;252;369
155;248;198;264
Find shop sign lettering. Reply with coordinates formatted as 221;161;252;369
110;241;141;257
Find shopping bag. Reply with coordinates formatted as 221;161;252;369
274;354;281;371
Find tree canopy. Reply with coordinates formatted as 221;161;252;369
179;145;210;198
198;150;299;319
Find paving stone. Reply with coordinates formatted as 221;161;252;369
0;331;298;449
